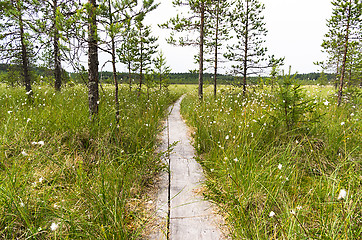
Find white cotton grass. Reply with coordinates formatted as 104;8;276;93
337;189;347;200
269;211;275;217
31;141;45;146
50;222;59;231
21;150;28;156
278;164;282;170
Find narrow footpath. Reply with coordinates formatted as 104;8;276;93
151;96;225;240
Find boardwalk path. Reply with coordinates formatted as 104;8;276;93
151;96;225;240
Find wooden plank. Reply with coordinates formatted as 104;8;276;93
151;96;226;240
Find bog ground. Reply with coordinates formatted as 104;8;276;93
0;84;361;239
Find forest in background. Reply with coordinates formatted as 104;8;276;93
0;63;337;86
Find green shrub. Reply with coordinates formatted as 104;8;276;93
268;69;320;132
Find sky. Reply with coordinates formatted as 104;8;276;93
137;0;334;75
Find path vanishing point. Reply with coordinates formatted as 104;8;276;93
151;96;226;240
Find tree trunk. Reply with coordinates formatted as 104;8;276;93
139;47;143;93
53;0;62;91
112;38;119;121
337;0;351;106
335;61;339;89
213;0;219;98
159;73;162;90
128;62;132;91
138;28;143;94
198;2;205;100
18;1;32;99
108;0;119;122
88;0;99;117
242;0;249;95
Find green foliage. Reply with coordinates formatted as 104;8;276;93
345;86;362;105
224;0;268;76
317;71;329;85
144;71;156;90
117;23;138;77
269;69;320;132
153;51;171;90
320;0;362;100
0;66;23;87
134;21;158;74
160;1;203;46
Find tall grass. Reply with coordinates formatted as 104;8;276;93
181;85;361;239
0;84;181;239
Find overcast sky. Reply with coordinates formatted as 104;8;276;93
139;0;333;75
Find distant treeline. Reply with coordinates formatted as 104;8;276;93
1;63;336;86
0;63;49;75
97;71;336;85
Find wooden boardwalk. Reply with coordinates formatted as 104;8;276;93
151;96;226;240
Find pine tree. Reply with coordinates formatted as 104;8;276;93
153;51;171;90
134;19;158;93
117;23;138;91
99;0;135;121
0;0;38;99
161;0;212;100
99;0;158;119
0;1;11;11
204;0;230;97
322;0;362;105
224;0;269;95
36;0;76;91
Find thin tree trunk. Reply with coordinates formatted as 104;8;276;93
111;39;119;121
108;0;119;121
147;83;150;99
213;0;219;98
53;0;62;91
198;2;205;100
139;48;143;93
242;0;249;95
138;29;143;94
337;0;351;106
88;0;99;117
128;62;132;91
335;61;339;89
159;73;162;90
17;1;32;99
